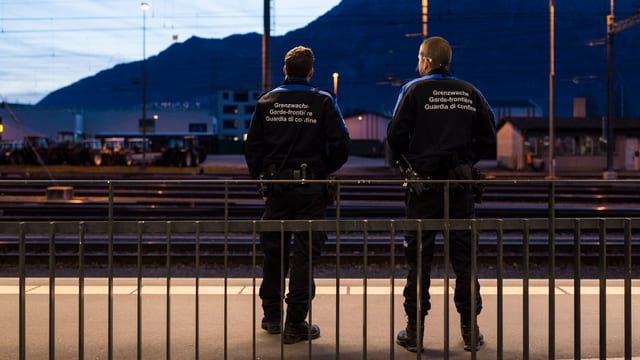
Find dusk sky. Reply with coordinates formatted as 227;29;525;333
0;0;341;105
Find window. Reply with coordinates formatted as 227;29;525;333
233;92;249;102
223;120;238;129
244;105;255;114
223;105;238;114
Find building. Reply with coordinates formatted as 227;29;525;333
343;112;390;157
497;117;640;171
0;103;218;154
491;99;542;120
216;90;260;153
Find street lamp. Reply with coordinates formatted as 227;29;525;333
547;0;556;179
332;72;339;98
141;2;150;165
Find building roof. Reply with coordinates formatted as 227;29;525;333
498;117;640;132
490;99;540;109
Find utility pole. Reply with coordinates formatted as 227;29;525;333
604;3;640;179
262;0;272;93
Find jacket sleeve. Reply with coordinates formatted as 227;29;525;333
387;86;415;161
244;105;265;179
324;97;350;174
469;92;497;165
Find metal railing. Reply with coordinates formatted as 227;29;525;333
0;178;638;359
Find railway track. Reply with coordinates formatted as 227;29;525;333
1;174;639;269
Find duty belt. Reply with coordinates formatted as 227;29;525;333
275;166;321;180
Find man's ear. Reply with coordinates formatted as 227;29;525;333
307;67;314;80
283;65;288;76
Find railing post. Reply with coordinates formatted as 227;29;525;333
573;219;582;359
496;219;504;360
523;219;530;360
19;222;26;360
443;181;450;359
598;219;607;359
547;181;556;360
78;222;86;360
624;218;632;359
48;222;56;360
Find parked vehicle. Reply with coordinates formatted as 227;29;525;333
126;137;161;165
100;137;133;166
0;140;21;164
64;138;104;166
3;136;57;165
159;135;204;167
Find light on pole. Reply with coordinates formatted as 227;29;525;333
332;72;339;98
141;2;150;165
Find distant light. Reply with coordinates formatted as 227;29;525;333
596;206;607;211
243;133;248;141
153;114;159;120
233;136;239;142
357;115;363;121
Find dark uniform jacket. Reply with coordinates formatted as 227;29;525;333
245;78;350;179
387;69;496;173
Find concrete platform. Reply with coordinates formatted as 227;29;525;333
0;277;638;359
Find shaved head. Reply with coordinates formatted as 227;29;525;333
419;36;452;69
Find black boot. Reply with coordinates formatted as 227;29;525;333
282;321;320;344
261;317;281;334
396;318;424;352
460;318;484;351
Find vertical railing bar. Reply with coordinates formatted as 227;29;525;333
362;220;368;360
252;221;258;360
470;220;478;360
279;221;285;360
443;181;450;359
547;181;556;360
195;221;201;360
573;219;581;360
49;222;56;360
523;220;530;360
224;182;230;360
623;218;632;360
496;220;504;360
107;181;114;360
166;222;172;360
308;221;314;359
335;182;341;360
137;222;143;360
389;220;396;360
19;222;26;360
78;222;86;360
416;219;422;360
598;219;607;360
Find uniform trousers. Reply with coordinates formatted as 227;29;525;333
402;182;483;321
259;183;327;324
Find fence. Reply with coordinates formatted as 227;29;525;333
0;178;638;359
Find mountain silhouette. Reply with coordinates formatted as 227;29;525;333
38;0;640;117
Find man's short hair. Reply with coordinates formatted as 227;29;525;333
284;46;314;78
420;36;452;69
